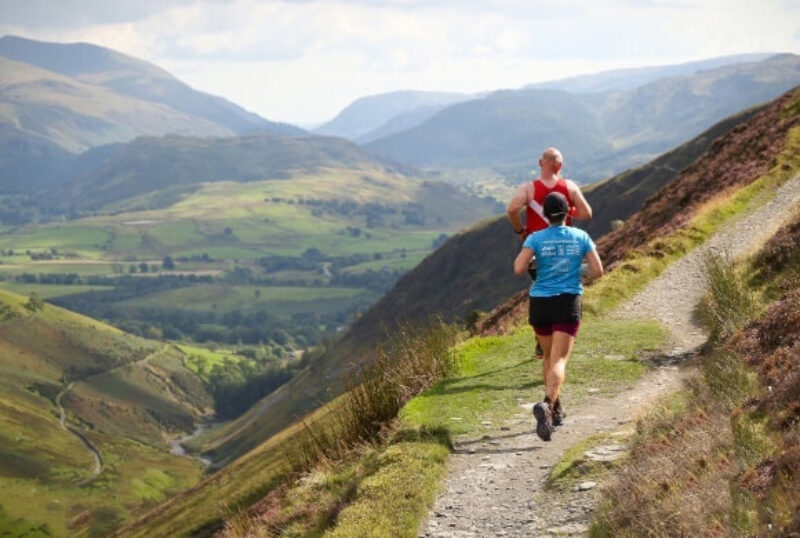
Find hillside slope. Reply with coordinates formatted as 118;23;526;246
53;132;410;211
0;35;301;138
0;289;212;535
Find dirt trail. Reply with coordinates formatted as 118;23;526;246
53;345;173;484
56;382;104;484
421;174;800;537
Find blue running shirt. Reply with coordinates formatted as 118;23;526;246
523;225;595;297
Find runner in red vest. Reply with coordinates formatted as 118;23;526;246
506;147;592;241
507;147;593;360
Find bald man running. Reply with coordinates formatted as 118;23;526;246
506;147;593;423
507;147;592;240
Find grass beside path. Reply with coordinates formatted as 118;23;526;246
306;317;665;537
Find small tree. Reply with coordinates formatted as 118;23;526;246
162;256;175;270
25;292;45;312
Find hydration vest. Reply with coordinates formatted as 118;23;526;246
525;178;573;236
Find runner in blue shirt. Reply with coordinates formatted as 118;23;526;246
513;192;604;441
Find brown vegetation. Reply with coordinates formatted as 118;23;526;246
597;87;800;268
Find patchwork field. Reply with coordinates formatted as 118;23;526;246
0;167;501;350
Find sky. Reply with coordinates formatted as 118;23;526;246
1;0;798;125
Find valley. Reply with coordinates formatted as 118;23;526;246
0;28;798;537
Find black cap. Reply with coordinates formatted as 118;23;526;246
543;191;569;221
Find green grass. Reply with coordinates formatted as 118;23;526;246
312;318;663;537
0;261;119;276
341;252;427;274
0;281;113;299
118;284;375;315
0;289;212;536
0;224;111;250
179;344;248;379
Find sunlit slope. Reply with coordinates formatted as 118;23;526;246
0;289;211;536
55;132;412;211
0;56;231;154
2;166;499;262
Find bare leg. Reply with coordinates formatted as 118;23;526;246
535;333;553;385
544;331;575;403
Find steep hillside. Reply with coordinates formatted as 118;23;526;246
0;56;231;154
581;103;765;238
0;35;301;137
195;87;800;467
53;132;409;211
315;90;471;140
0;289;212;536
597;86;800;267
0;123;74;192
365;55;800;182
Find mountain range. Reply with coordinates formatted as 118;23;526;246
363;54;800;183
318;53;773;145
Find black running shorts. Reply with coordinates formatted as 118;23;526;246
529;293;582;327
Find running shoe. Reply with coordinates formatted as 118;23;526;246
552;400;566;427
533;402;553;441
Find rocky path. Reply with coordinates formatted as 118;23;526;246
421;174;800;537
614;173;800;348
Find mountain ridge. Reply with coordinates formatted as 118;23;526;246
364;54;800;183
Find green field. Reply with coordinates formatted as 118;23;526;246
117;284;376;315
0;281;113;298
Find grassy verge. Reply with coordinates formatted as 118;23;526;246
592;222;800;536
219;318;665;537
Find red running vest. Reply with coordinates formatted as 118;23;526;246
525;178;573;236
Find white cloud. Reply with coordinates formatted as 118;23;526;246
1;0;798;123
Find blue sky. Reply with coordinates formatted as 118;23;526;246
1;0;798;124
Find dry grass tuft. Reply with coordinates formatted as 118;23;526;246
593;380;737;538
698;252;756;342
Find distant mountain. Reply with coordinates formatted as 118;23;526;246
54;132;412;211
526;53;775;94
365;54;800;183
355;102;464;144
314;90;472;140
365;88;613;178
581;103;766;238
0;36;305;167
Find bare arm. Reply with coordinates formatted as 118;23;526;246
514;247;534;275
506;184;529;234
567;180;592;221
584;248;603;279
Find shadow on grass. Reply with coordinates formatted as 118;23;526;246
428;359;541;396
452;430;543;455
428;380;543;396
